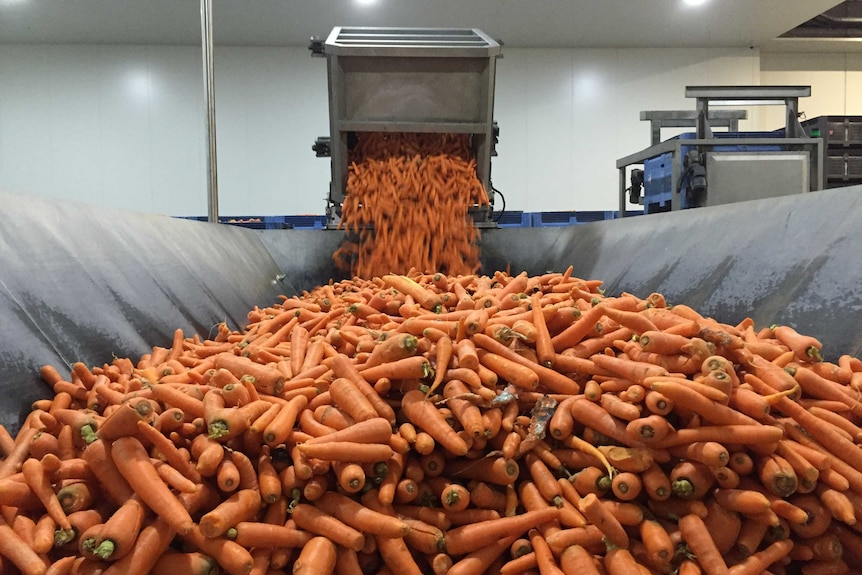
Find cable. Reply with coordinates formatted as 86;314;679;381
491;180;506;223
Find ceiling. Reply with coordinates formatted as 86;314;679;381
0;0;847;50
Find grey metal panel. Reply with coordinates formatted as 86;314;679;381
325;27;501;58
685;85;811;100
480;185;862;360
341;56;485;124
323;27;500;215
255;230;349;295
705;152;809;205
0;193;288;432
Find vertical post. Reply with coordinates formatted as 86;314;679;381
618;167;627;217
201;0;219;223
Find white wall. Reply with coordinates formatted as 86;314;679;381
1;43;848;215
0;44;330;216
760;52;862;126
494;48;761;211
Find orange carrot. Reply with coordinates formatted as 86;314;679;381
401;390;468;456
22;458;71;531
198;488;262;538
0;515;47;575
443;506;560;556
110;436;194;535
576;492;628;549
298;441;393;463
79;496;145;561
290;504;364;552
678;513;729;575
292;536;337;575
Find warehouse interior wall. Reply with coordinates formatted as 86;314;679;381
0;44;854;216
759;52;862;128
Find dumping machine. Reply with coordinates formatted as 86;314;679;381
310;27;502;227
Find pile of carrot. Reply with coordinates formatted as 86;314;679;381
4;269;862;575
333;132;489;278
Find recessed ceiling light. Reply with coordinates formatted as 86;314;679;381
355;0;379;5
683;0;708;6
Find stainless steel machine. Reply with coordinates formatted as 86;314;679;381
310;27;502;226
618;86;825;216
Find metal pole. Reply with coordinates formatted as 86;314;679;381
201;0;219;223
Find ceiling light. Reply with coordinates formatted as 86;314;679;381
355;0;379;5
683;0;708;6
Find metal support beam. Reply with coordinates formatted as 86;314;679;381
201;0;219;223
640;110;747;146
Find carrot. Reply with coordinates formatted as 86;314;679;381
290;503;364;551
625;414;673;444
292;536;337;575
678;513;729;575
455;338;480;371
611;471;642;501
401;390;468;456
213;353;285;395
328;378;380;424
574;492;628;549
110;436;194;535
728;539;794;575
773;325;822;361
181;524;254;575
228;521;313;548
0;515;47;575
382;275;442;312
442;506;559;556
151;552;218;575
445;455;519;486
364;333;420;371
375;533;423;575
32;514;56;555
776;395;862;473
551;304;607;352
426;335;453;396
671;460;715;500
21;458;71;531
323;351;397;425
757;454;798;498
312;491;408;539
591;354;669;385
79;497;145;561
603;547;642;575
298;441;393;463
0;426;40;477
569;398;637;449
639;518;674;570
638;330;690;355
477;350;539;390
263;394;308;447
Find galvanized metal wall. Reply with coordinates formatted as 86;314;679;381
0;193;287;431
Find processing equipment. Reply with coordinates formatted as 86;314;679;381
617;85;825;215
310;27;502;227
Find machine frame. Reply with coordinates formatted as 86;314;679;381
315;27;502;226
617;86;824;216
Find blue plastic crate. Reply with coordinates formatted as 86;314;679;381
284;215;327;230
571;211;618;223
493;211;531;228
530;212;579;227
616;210;645;218
221;216;291;230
